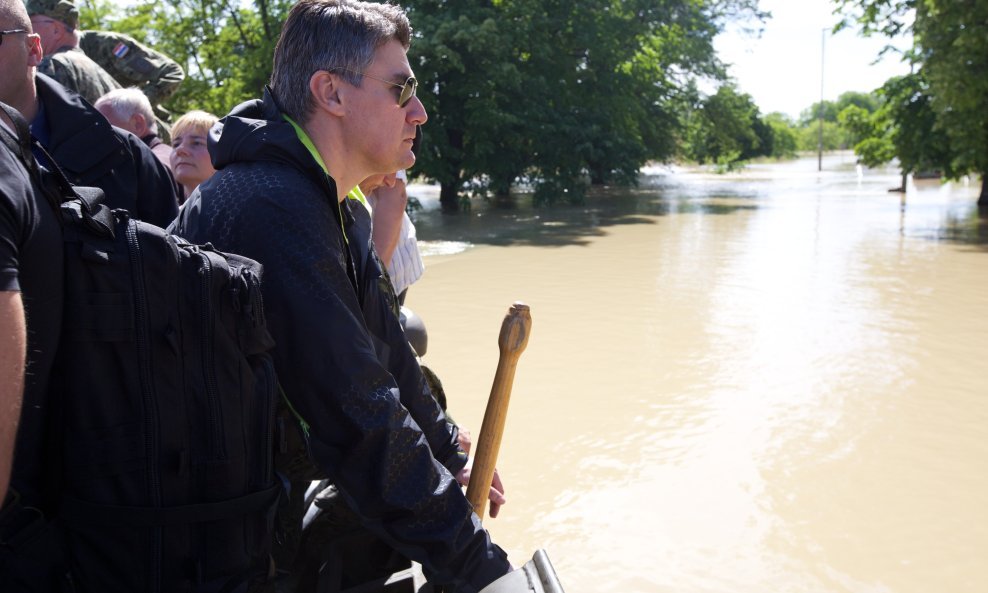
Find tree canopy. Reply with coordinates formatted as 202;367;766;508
834;0;988;204
81;0;291;117
82;0;765;210
408;0;765;209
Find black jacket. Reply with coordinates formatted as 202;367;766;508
34;74;178;228
171;88;510;592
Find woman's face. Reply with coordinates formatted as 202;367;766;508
170;127;216;192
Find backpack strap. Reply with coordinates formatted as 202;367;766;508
0;103;33;164
0;101;114;235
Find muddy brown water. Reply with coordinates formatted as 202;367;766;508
404;154;987;593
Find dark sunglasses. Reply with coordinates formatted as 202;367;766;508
0;29;28;46
333;67;418;108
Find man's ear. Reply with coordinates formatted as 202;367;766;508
309;70;346;117
131;113;149;136
26;34;43;67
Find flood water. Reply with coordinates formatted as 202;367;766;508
404;153;988;593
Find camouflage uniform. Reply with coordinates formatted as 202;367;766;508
37;47;121;105
25;0;119;104
78;30;185;107
26;0;184;135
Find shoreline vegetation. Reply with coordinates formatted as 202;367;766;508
84;0;987;207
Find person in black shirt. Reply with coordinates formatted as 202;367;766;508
0;97;65;591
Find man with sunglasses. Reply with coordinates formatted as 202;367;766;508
171;1;513;591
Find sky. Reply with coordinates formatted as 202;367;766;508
714;0;912;120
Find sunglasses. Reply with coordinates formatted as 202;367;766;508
333;68;418;108
0;29;28;46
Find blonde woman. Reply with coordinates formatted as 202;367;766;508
169;110;218;202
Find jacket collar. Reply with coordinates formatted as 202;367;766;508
212;86;336;198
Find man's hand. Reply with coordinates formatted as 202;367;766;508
456;426;472;456
455;465;506;518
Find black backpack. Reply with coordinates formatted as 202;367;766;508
1;102;281;593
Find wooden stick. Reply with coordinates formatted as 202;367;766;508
465;302;532;522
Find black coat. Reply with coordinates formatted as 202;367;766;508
172;88;510;593
34;73;178;228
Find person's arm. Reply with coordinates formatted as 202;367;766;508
0;290;25;501
139;56;185;106
347;200;467;474
370;177;408;264
80;31;185;105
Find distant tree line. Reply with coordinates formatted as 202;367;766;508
81;0;769;210
677;85;885;172
83;1;984;208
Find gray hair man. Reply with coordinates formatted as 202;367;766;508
95;87;172;169
172;1;513;591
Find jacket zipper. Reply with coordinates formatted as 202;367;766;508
126;219;162;592
199;252;225;461
259;356;277;482
243;267;276;481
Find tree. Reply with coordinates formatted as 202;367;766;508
762;112;799;158
834;0;988;205
913;1;988;204
80;1;291;118
837;104;876;147
82;0;772;210
684;83;765;167
407;0;765;209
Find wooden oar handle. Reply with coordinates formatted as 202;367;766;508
466;302;532;522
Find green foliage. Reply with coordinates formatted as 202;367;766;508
798;91;880;129
880;72;952;175
831;72;947;172
763;113;798;158
837;104;876;146
80;1;291;118
832;0;915;39
913;0;988;185
834;0;988;202
78;0;117;29
683;83;764;167
714;150;744;173
798;100;841;127
407;0;766;209
78;0;776;208
796;120;844;152
853;137;895;168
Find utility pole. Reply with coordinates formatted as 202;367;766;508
818;28;826;172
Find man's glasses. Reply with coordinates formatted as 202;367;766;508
333;68;418;108
0;29;28;46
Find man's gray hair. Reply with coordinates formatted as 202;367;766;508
270;0;411;124
94;88;158;134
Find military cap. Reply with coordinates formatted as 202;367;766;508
26;0;79;30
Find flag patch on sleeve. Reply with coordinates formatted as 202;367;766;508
113;42;130;58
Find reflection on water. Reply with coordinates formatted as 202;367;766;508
406;154;988;593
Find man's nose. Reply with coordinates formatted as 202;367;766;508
406;96;428;126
